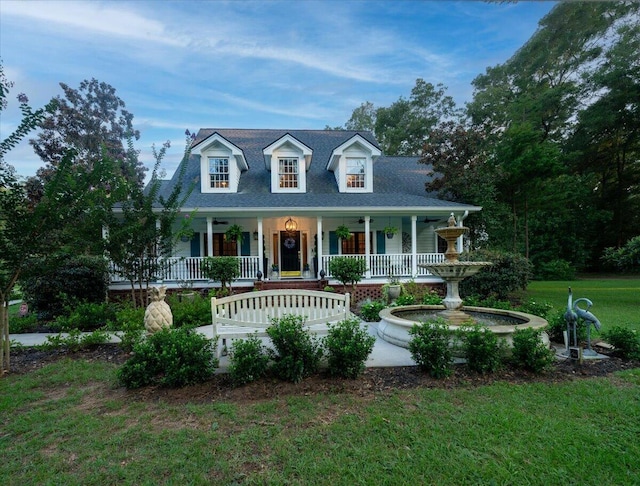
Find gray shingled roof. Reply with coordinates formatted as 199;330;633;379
158;129;479;214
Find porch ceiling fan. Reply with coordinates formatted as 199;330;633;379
355;217;374;224
422;216;445;224
212;218;229;225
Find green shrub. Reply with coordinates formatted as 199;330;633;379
463;295;511;310
393;294;416;306
402;280;439;304
328;256;367;290
8;313;39;333
117;328;217;389
601;236;640;273
516;299;554;319
535;259;576;280
359;300;386;322
323;286;335;292
422;290;443;305
110;303;146;351
324;318;376;379
458;324;505;374
408;319;453;378
37;329;111;352
266;315;323;383
167;292;210;328
601;326;640;360
53;301;118;332
460;250;533;301
200;256;241;291
228;335;270;385
20;253;110;321
511;327;555;373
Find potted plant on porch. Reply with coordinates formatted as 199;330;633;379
225;224;244;243
383;273;402;302
271;264;279;280
383;225;398;239
335;224;351;240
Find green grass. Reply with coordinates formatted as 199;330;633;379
2;360;639;485
526;278;640;332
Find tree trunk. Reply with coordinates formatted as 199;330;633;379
1;295;9;375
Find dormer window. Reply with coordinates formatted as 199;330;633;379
346;158;365;188
191;132;248;194
279;158;299;189
263;134;312;194
327;134;381;193
209;157;229;188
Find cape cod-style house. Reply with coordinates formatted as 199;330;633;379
109;128;480;289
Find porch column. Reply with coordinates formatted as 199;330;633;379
206;217;213;257
364;215;371;279
316;216;323;279
257;217;264;276
411;215;418;277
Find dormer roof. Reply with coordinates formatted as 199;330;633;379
262;133;313;170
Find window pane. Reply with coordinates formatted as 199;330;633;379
278;158;298;188
208;157;229;188
346;158;365;188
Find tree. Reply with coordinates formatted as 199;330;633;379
0;64;58;375
462;2;640;268
105;134;195;308
342;79;461;155
30;78;145;186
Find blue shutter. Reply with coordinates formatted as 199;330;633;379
241;232;250;256
190;233;201;257
376;230;386;254
329;231;339;255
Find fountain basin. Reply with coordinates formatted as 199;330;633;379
377;304;549;350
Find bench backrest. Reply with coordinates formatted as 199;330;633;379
212;289;350;328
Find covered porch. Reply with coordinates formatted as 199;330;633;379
108;211;467;287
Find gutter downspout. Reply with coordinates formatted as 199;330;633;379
457;210;469;254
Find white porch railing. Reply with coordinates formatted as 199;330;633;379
109;254;446;283
320;253;445;279
109;256;261;283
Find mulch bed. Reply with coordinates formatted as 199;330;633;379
6;343;639;405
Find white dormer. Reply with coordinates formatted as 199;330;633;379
192;132;248;193
326;134;381;193
263;134;313;193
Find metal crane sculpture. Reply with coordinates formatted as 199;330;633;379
564;287;602;357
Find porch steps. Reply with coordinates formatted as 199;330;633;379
260;280;324;291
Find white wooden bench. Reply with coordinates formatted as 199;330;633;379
211;289;351;357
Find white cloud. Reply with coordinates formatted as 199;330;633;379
1;0;185;46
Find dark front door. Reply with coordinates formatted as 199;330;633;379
280;231;301;276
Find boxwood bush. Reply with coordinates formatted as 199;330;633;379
324;318;376;379
408;319;453;378
266;315;323;383
117;328;217;388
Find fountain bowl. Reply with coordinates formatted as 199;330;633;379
377;304;549;350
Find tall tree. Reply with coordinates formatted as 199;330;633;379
342;79;461;155
463;2;639;269
0;64;57;374
30;78;145;185
105;134;195;308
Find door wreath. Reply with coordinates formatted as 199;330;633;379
284;237;296;249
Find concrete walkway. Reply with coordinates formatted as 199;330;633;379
9;322;417;369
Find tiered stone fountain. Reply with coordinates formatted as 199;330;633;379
377;214;548;349
421;214;491;325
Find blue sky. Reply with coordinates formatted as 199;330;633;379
1;0;555;179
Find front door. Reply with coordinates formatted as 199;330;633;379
280;231;301;277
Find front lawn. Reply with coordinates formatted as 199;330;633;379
526;278;640;331
1;359;639;484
